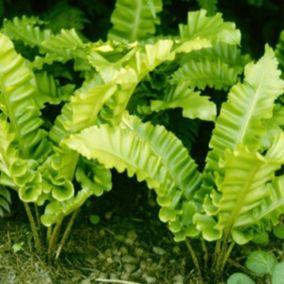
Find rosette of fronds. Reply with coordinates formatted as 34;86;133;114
197;47;284;244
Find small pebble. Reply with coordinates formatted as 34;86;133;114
109;273;118;279
120;272;130;280
144;275;156;283
115;234;125;241
105;248;112;256
153;246;166;255
127;230;138;241
173;274;184;284
173;246;181;254
124;263;136;273
134;247;144;256
119;246;128;255
122;255;137;264
99;229;106;237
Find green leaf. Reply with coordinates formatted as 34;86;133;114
0;115;42;202
2;16;52;47
206;46;284;175
272;262;284;284
12;242;24;253
108;0;162;41
40;158;112;226
43;1;88;32
0;186;11;203
227;272;255;284
150;82;216;121
89;214;100;225
0;196;10;213
179;10;241;45
178;42;249;70
276;30;284;74
198;132;284;243
253;174;284;227
35;71;73;107
51;80;118;139
252;231;269;245
32;29;85;70
0;32;51;160
246;251;277;275
196;0;218;16
193;213;221;241
172;58;240;90
214;134;284;243
64;112;201;238
40;29;84;56
273;224;284;240
40;201;62;227
75;158;112;197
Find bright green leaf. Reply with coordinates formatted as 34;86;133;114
246;251;277;275
227;272;255;284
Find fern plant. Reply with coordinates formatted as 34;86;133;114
1;3;284;283
64;11;284;283
0;8;222;259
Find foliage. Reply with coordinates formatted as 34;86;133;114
0;186;11;217
108;0;163;41
0;1;284;283
227;250;284;284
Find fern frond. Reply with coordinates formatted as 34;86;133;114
272;104;284;128
43;1;88;32
33;29;86;69
40;160;112;226
0;115;42;202
196;0;218;15
205;46;284;175
2;16;52;48
179;10;241;45
150;81;217;121
276;30;284;74
64;112;201;239
255;175;284;226
97;39;211;125
0;32;51;160
35;71;73;108
64;80;118;132
212;134;284;244
173;42;248;91
172;58;240;90
41;29;85;55
0;186;11;217
177;42;249;69
108;0;163;41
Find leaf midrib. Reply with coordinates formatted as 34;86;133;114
236;71;265;144
131;0;143;41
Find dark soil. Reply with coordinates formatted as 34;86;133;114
0;179;203;284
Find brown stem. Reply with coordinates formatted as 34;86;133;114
212;239;221;271
201;238;209;270
34;204;41;227
47;226;52;245
48;218;63;260
220;241;235;273
55;209;79;259
227;258;259;277
185;239;203;281
23;202;43;254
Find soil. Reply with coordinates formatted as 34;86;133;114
0;178;203;284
